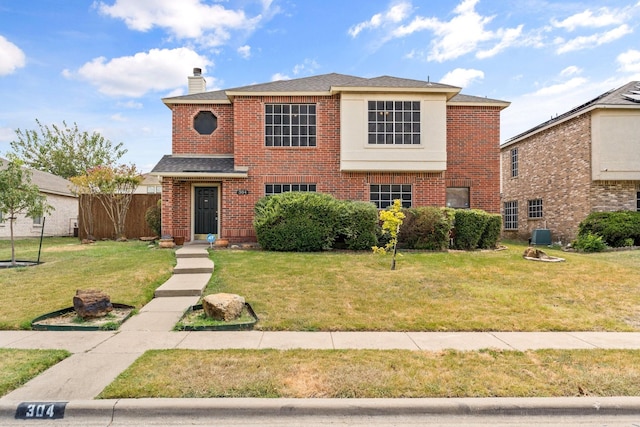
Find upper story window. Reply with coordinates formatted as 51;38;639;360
265;183;317;196
368;101;420;145
370;184;412;209
528;199;543;219
503;201;518;230
265;104;316;147
194;111;217;135
510;147;519;178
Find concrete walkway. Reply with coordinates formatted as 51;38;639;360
2;244;640;421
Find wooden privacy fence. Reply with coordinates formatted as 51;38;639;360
78;194;160;240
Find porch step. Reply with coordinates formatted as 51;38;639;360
175;246;210;259
154;273;211;297
173;257;214;274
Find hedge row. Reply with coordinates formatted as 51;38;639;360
577;211;640;247
253;192;378;251
253;192;502;252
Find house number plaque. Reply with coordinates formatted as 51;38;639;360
16;402;67;419
236;189;249;195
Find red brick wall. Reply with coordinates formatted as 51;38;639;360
163;97;501;242
446;105;502;213
171;104;234;154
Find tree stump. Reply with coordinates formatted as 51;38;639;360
73;289;113;319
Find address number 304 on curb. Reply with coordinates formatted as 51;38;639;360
15;402;67;419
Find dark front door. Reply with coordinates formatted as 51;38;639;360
194;187;218;239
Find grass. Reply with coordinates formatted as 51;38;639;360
0;237;175;329
3;238;640;399
0;349;70;396
99;348;640;398
206;242;640;331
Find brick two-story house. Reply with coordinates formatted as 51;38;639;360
500;81;640;244
151;70;509;243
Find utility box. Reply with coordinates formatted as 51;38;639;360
531;229;552;246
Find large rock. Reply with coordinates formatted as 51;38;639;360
73;289;113;319
202;293;245;321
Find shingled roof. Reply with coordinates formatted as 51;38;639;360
151;155;247;177
0;158;75;197
162;72;479;105
504;81;640;145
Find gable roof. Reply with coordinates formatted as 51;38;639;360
163;73;472;106
0;158;75;197
504;81;640;146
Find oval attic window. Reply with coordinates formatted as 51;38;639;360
194;111;217;135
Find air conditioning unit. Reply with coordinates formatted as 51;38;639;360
531;229;551;246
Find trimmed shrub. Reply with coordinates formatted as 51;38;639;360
478;213;502;249
577;211;640;247
451;209;489;250
253;192;380;252
144;199;161;236
254;192;340;251
336;201;379;250
398;207;453;251
573;232;607;253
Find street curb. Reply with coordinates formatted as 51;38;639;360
3;397;640;422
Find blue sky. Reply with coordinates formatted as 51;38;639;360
1;0;639;172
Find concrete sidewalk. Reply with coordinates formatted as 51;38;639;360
2;245;640;422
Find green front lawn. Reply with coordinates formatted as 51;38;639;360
207;242;640;331
0;237;175;329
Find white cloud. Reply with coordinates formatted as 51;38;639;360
271;73;289;81
237;45;251;59
117;100;143;109
348;1;411;37
556;24;632;54
560;66;581;77
551;8;624;31
272;60;320;82
292;59;319;76
64;47;213;97
530;77;588;97
391;0;524;62
440;68;484;88
0;35;26;76
617;49;640;73
110;113;127;122
96;0;266;47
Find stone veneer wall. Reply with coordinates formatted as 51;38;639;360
501;113;593;243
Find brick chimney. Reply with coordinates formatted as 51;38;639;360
188;67;206;94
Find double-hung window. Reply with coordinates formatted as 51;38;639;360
510;148;519;178
504;201;518;230
265;183;317;196
370;184;412;209
368;101;420;145
265;104;316;147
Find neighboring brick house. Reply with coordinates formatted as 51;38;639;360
0;158;78;238
152;71;509;243
500;81;640;244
